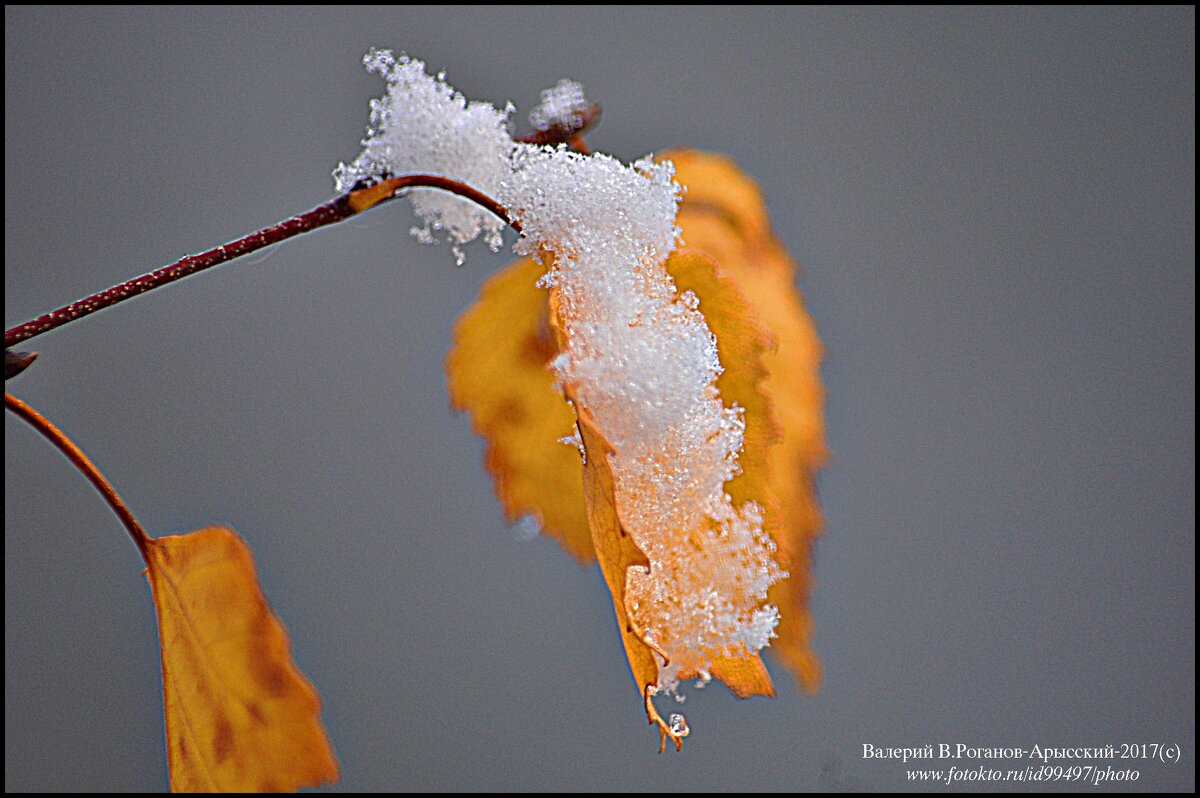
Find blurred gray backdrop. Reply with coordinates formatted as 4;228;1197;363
5;6;1195;792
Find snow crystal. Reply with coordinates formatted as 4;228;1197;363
529;79;589;132
337;52;784;690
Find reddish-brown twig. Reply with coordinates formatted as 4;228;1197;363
5;175;513;351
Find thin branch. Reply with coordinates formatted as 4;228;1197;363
5;175;515;350
6;392;151;561
349;174;519;232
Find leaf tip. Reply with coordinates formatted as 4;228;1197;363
644;685;686;753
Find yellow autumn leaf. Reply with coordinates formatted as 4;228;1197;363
665;148;827;692
445;256;593;562
445;149;826;742
145;525;339;792
448;245;781;743
557;252;781;713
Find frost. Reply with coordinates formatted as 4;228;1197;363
337;51;784;687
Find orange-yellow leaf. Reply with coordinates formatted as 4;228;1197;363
570;398;683;752
446;256;594;562
665;148;827;693
668;148;773;242
448;230;794;716
145;525;338;792
552;248;782;745
445;148;826;737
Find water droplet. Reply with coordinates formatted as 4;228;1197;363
668;713;690;737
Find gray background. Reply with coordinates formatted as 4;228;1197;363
5;6;1194;792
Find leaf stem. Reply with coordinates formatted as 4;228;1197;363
5;175;514;350
6;392;152;561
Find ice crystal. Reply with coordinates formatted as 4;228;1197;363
337;51;784;689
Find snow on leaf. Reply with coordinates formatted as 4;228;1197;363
665;148;827;692
449;246;787;726
660;250;781;699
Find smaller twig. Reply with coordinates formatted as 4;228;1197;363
6;392;151;561
5;350;39;381
515;104;601;147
